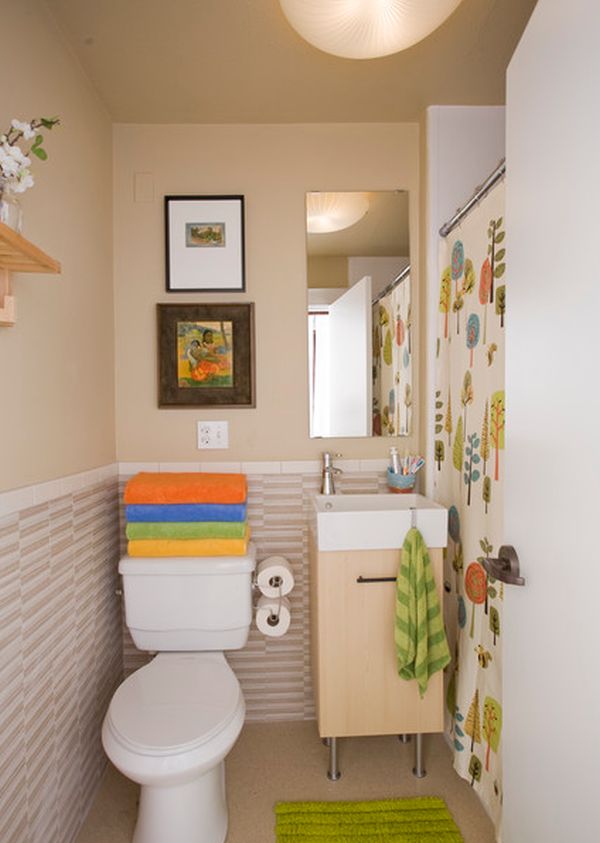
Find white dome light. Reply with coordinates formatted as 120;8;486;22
307;192;370;233
280;0;463;60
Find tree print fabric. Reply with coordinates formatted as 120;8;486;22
372;276;412;436
435;183;506;836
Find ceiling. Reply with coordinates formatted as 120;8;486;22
46;0;537;124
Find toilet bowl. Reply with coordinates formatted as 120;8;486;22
102;652;245;843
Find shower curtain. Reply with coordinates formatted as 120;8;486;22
434;181;506;834
372;275;412;436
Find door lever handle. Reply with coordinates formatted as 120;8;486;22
482;545;525;586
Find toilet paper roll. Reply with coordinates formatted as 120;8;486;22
255;556;295;598
255;595;291;638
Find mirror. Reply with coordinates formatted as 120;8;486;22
306;190;412;438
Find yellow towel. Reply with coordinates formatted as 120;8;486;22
128;526;250;557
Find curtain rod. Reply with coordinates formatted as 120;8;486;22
372;263;411;305
439;158;506;238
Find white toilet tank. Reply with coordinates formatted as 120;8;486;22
119;543;256;651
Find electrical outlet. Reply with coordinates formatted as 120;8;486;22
197;421;229;449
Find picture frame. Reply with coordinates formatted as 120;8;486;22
157;303;255;408
164;195;245;292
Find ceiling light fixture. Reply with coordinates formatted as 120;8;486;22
279;0;463;60
306;192;370;233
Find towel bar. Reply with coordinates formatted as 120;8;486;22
356;575;396;583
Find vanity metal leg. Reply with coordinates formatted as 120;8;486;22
412;733;426;778
398;734;411;744
322;737;331;747
327;737;341;781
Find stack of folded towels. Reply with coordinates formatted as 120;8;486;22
124;472;249;557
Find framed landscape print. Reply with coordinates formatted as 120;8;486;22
165;195;245;292
157;303;255;407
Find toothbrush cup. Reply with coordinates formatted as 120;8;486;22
386;466;416;494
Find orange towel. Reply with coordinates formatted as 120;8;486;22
124;472;247;505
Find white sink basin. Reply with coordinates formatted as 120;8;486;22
312;493;448;551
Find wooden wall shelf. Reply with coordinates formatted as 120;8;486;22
0;221;61;326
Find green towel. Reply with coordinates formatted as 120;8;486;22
125;521;247;540
395;527;450;698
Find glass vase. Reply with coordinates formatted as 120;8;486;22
0;190;23;234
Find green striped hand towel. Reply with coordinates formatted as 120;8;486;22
395;527;450;698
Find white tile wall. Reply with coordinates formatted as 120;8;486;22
0;459;397;841
0;470;122;843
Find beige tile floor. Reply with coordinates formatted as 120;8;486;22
76;721;496;843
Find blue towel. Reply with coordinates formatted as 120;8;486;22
125;502;247;523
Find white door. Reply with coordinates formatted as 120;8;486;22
327;276;372;437
503;2;600;840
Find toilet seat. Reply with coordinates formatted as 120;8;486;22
105;653;242;758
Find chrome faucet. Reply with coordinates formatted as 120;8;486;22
321;452;342;495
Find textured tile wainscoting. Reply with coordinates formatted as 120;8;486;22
0;471;123;843
120;466;389;722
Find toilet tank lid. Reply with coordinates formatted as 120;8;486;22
119;542;256;575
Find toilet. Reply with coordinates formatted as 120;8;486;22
102;545;257;843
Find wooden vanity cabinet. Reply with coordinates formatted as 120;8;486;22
309;533;445;738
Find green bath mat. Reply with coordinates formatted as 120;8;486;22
275;796;464;842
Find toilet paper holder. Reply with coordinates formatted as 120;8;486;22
253;572;284;624
267;581;283;625
252;573;284;591
253;556;295;633
266;609;281;627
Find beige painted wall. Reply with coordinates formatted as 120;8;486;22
307;255;348;289
114;123;419;461
1;0;115;492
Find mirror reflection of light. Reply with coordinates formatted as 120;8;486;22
306;192;369;233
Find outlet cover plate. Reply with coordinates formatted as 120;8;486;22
197;421;229;449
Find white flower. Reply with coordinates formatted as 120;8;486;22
0;145;20;177
12;171;34;193
0;143;31;178
0;115;59;197
11;119;36;140
5;144;30;167
0;143;35;194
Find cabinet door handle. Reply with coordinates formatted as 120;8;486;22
356;575;397;584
